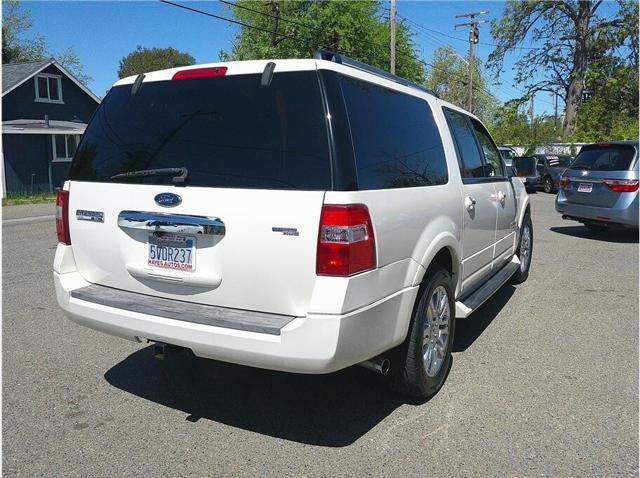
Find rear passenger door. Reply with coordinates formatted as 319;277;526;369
470;119;517;266
443;109;497;292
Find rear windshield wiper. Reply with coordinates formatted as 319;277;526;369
110;167;188;185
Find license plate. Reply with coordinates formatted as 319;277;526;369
578;183;593;193
148;233;196;271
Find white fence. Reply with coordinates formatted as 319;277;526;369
503;143;590;157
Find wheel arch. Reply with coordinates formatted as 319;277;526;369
517;194;531;229
412;232;461;293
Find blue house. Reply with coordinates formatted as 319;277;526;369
1;58;100;195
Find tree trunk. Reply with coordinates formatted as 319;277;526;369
563;1;591;138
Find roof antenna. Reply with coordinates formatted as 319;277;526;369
261;62;276;88
131;73;145;96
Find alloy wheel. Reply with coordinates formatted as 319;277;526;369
520;224;531;273
422;286;450;377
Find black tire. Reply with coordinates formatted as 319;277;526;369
543;176;555;194
388;267;455;399
510;212;533;284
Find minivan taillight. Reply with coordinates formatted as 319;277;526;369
559;177;570;188
316;204;376;276
56;190;71;245
602;179;639;193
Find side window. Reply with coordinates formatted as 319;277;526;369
470;119;504;177
340;76;448;190
443;109;485;178
35;74;63;103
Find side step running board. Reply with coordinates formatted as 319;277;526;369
455;256;521;318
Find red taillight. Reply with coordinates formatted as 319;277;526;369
56;190;71;245
171;67;227;81
602;179;639;193
316;204;376;276
559;177;570;188
516;171;527;177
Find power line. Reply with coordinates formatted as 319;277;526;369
219;0;393;60
394;11;557;107
160;0;280;36
217;0;323;33
160;0;501;105
390;9;541;50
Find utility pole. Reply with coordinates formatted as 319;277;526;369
530;92;535;141
554;91;558;137
390;0;396;75
455;10;488;113
270;0;280;47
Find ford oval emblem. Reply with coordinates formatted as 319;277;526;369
155;192;182;207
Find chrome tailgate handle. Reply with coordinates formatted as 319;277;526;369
118;211;225;236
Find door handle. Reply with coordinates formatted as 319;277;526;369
465;196;476;211
497;191;506;205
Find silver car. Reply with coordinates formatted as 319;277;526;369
556;141;639;230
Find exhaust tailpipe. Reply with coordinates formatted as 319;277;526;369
358;356;391;375
153;342;168;360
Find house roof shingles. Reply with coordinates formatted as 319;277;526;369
2;59;53;94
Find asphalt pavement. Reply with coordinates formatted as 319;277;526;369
2;193;638;476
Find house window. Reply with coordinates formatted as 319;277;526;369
52;135;79;162
35;74;63;103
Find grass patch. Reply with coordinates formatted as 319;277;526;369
2;192;57;206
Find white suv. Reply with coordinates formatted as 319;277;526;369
53;51;532;399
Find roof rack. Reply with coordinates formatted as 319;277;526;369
313;49;439;98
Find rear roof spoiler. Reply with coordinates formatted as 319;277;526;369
313;49;439;99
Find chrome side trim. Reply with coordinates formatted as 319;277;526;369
117;211;225;236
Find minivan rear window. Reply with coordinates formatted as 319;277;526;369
69;71;332;189
570;145;637;171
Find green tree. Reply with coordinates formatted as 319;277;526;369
2;0;46;62
488;0;632;138
572;1;638;141
117;46;196;78
220;0;425;83
425;46;499;123
489;103;532;145
2;0;91;85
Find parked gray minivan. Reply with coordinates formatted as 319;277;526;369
556;141;639;230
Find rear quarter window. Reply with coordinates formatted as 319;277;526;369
339;75;448;190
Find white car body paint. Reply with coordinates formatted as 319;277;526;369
54;58;530;374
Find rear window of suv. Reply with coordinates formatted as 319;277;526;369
69;71;332;189
570;144;637;171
